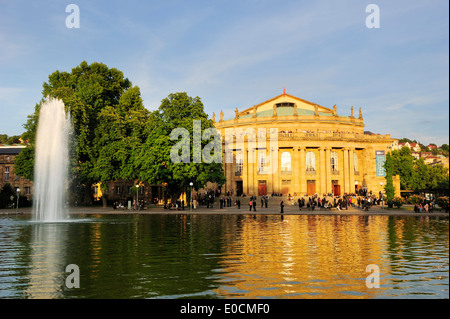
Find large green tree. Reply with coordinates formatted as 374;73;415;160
136;92;225;202
15;61;146;204
389;146;449;191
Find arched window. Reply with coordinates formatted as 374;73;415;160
281;152;291;172
306;151;315;171
235;152;243;174
354;153;359;173
331;151;339;172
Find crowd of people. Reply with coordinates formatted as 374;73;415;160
111;187;441;214
112;199;144;210
413;202;435;213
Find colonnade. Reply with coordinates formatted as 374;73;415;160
224;147;359;196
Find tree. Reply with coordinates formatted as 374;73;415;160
136;92;225;202
14;61;144;205
413;158;429;190
428;164;449;190
391;147;415;190
389;144;449;192
0;134;8;144
0;183;15;209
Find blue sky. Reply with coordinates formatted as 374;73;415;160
1;0;448;145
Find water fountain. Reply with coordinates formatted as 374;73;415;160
33;97;71;222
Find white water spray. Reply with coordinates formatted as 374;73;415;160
33;97;71;222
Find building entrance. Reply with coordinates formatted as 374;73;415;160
332;180;341;196
236;181;243;197
307;180;316;196
258;180;267;196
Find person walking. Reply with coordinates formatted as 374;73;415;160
249;199;253;211
280;200;284;214
252;197;257;211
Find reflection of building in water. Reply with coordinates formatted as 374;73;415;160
215;215;391;298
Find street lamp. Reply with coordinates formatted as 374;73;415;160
136;184;139;210
16;188;20;212
379;182;384;210
189;182;193;212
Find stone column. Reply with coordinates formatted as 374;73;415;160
242;148;248;195
343;148;349;194
299;147;306;195
273;146;279;194
293;147;300;194
349;148;355;194
228;151;234;194
248;148;255;196
319;147;326;196
253;149;259;195
325;147;331;195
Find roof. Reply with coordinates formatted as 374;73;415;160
230;93;357;120
0;147;25;155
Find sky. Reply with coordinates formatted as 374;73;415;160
0;0;448;145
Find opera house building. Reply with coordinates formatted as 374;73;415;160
213;93;400;198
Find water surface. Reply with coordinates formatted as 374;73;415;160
0;214;448;298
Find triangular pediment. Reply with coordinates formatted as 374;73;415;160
237;93;334;117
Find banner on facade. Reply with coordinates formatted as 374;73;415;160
375;150;385;177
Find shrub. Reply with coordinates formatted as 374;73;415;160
407;194;424;205
389;196;405;208
435;197;449;212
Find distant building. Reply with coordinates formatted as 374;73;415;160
398;142;421;153
0;146;33;200
92;180;166;206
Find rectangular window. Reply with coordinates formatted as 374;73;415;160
116;186;121;194
4;167;9;181
25;187;30;195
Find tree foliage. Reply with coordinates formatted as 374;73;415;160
14;61;145;203
389;147;449;191
14;64;225;204
136;92;225;201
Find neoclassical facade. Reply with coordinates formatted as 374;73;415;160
214;93;400;197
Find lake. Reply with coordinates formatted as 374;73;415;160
0;214;448;299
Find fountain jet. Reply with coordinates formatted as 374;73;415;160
33;97;71;222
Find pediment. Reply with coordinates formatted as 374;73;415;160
237;93;334;117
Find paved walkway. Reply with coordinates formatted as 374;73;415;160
2;205;448;217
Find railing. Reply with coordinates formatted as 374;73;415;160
277;132;391;140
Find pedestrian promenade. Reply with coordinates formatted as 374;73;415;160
2;204;448;217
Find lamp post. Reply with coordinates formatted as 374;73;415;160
379;182;384;210
189;182;193;212
136;184;139;210
16;188;20;212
